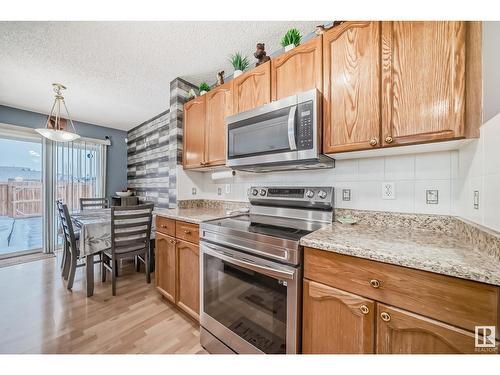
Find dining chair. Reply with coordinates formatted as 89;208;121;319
101;204;154;296
79;197;109;210
57;201;81;290
56;200;71;278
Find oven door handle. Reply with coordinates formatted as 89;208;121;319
287;105;297;151
202;244;296;281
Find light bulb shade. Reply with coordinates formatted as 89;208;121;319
35;128;80;142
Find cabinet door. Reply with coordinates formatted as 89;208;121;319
272;36;323;101
205;82;232;166
176;239;200;321
376;304;489;354
155;232;176;303
183;95;206;168
302;279;375;354
381;21;466;146
232;61;271;114
323;21;381;153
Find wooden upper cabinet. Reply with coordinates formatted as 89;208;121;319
176;240;200;321
205;82;232;166
155;232;176;303
183;95;206;168
381;21;466;146
232;61;271;114
303;280;375;354
272;36;323;101
323;21;381;154
376;304;491;354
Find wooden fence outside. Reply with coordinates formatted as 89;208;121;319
0;180;94;218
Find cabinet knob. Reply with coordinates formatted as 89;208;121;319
360;305;370;315
369;279;381;288
161;224;167;229
385;136;394;144
369;138;378;146
380;312;391;322
184;230;191;234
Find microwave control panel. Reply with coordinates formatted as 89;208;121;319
297;101;314;150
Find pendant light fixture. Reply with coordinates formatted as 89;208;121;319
35;83;80;142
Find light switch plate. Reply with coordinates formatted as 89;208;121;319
382;182;396;200
474;190;479;209
342;189;351;201
217;187;222;196
191;187;197;196
426;189;439;204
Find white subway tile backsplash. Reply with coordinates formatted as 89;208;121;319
384;155;415;180
414;180;451;215
483;173;500;232
357;158;385;181
332;159;358;181
415;152;451;180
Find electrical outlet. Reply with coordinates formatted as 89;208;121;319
474;191;479;209
225;184;231;194
426;190;439;204
342;189;351;201
382;182;396;200
217;187;222;196
191;187;197;196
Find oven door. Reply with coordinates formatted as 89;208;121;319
200;241;301;354
226;98;298;168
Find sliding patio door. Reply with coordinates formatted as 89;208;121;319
46;139;108;253
0;131;44;258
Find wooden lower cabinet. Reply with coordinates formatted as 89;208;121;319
376;304;481;354
155;218;200;322
155;232;176;303
302;279;374;354
176;239;200;321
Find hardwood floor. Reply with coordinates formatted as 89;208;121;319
0;255;204;354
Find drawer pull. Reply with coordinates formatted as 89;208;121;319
369;279;381;288
169;239;176;244
183;230;191;234
161;224;168;229
360;305;370;315
380;312;391;322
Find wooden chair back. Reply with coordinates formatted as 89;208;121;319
110;204;153;258
80;197;109;211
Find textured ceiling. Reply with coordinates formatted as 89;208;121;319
0;21;322;131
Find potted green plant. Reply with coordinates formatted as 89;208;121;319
281;28;302;52
229;52;250;78
199;82;211;95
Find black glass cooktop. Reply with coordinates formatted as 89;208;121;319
206;214;328;241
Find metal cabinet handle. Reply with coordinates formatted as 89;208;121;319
380;312;391;322
161;224;168;229
360;305;370;315
370;279;381;288
183;230;191;234
385;136;393;144
369;137;378;146
287;105;297;151
169;239;176;244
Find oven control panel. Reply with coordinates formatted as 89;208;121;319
248;186;334;207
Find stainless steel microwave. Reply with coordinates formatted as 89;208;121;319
226;89;334;172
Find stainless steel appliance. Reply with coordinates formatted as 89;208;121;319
200;186;334;354
226;89;334;172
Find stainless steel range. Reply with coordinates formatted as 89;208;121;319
199;186;334;354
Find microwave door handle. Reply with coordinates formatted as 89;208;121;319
287;105;297;151
202;244;295;281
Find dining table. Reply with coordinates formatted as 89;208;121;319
70;208;156;297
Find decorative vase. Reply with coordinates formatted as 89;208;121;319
284;44;295;52
233;69;243;78
200;90;207;95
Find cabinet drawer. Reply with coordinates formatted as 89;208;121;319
304;248;500;335
175;221;199;244
156;216;175;237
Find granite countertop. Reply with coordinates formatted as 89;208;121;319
300;222;500;286
154;207;240;224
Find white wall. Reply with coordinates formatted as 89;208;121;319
455;113;500;232
177;150;460;216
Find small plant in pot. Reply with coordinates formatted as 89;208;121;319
281;28;302;52
229;52;250;78
199;82;211;95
